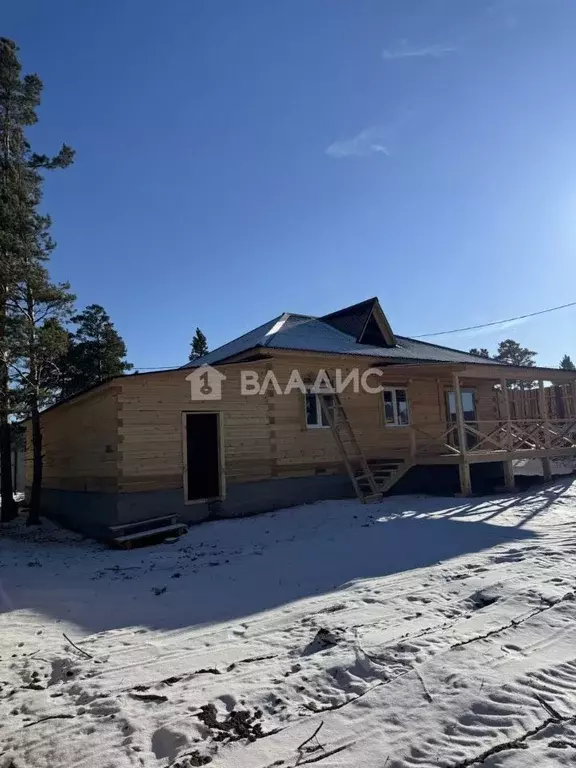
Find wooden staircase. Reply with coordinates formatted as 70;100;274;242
107;515;188;549
363;458;413;494
318;392;413;503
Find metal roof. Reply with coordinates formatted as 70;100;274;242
183;312;500;368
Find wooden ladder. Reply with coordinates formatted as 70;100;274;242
317;392;382;504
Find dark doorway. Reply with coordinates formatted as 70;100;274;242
185;412;222;501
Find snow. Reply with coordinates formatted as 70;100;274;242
2;480;576;767
514;457;576;478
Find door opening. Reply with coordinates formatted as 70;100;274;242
446;390;478;449
184;412;222;502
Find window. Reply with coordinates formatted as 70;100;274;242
382;388;410;426
305;392;334;428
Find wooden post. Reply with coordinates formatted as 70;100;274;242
409;426;417;460
458;462;472;497
499;378;515;491
453;373;467;455
502;460;515;492
500;378;512;450
453;373;471;496
539;379;552;482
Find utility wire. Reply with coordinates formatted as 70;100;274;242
132;365;182;371
412;300;576;339
131;299;576;368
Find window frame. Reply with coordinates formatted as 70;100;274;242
382;387;410;427
305;390;333;429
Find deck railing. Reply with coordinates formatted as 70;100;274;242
410;418;576;458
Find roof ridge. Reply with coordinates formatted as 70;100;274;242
261;312;291;348
181;313;286;368
261;313;356;348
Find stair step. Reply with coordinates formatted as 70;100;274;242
109;514;177;533
321;388;409;503
112;523;188;546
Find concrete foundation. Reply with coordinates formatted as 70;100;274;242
36;463;508;538
39;488;119;539
38;474;355;537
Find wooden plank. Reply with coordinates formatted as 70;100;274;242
109;514;177;532
113;523;187;544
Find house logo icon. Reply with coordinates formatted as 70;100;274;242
185;365;226;401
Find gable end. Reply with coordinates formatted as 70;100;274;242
322;297;396;347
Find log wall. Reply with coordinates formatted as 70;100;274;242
26;384;120;491
28;356;501;497
117;362;272;493
116;356;499;494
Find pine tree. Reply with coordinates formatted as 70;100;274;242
494;339;537;389
0;38;74;521
559;354;575;371
10;258;74;524
494;339;536;366
469;348;490;359
189;327;209;361
60;304;132;397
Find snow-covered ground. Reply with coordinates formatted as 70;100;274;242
2;480;576;767
514;457;576;478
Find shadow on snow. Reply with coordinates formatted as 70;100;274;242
0;487;553;634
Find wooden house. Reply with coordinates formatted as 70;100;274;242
26;298;576;539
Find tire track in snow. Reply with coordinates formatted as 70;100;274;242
395;657;576;767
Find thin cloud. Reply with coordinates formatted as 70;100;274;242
382;40;454;60
450;317;531;342
325;127;390;160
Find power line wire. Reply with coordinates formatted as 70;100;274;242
412;300;576;339
132;365;182;371
131;300;576;368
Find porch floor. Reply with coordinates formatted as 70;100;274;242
415;446;576;465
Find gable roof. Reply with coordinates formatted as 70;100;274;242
320;297;396;347
183;298;500;369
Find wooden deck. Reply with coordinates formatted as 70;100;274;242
416;446;576;466
410;418;576;462
407;364;576;494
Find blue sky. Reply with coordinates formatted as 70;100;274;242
5;0;576;369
